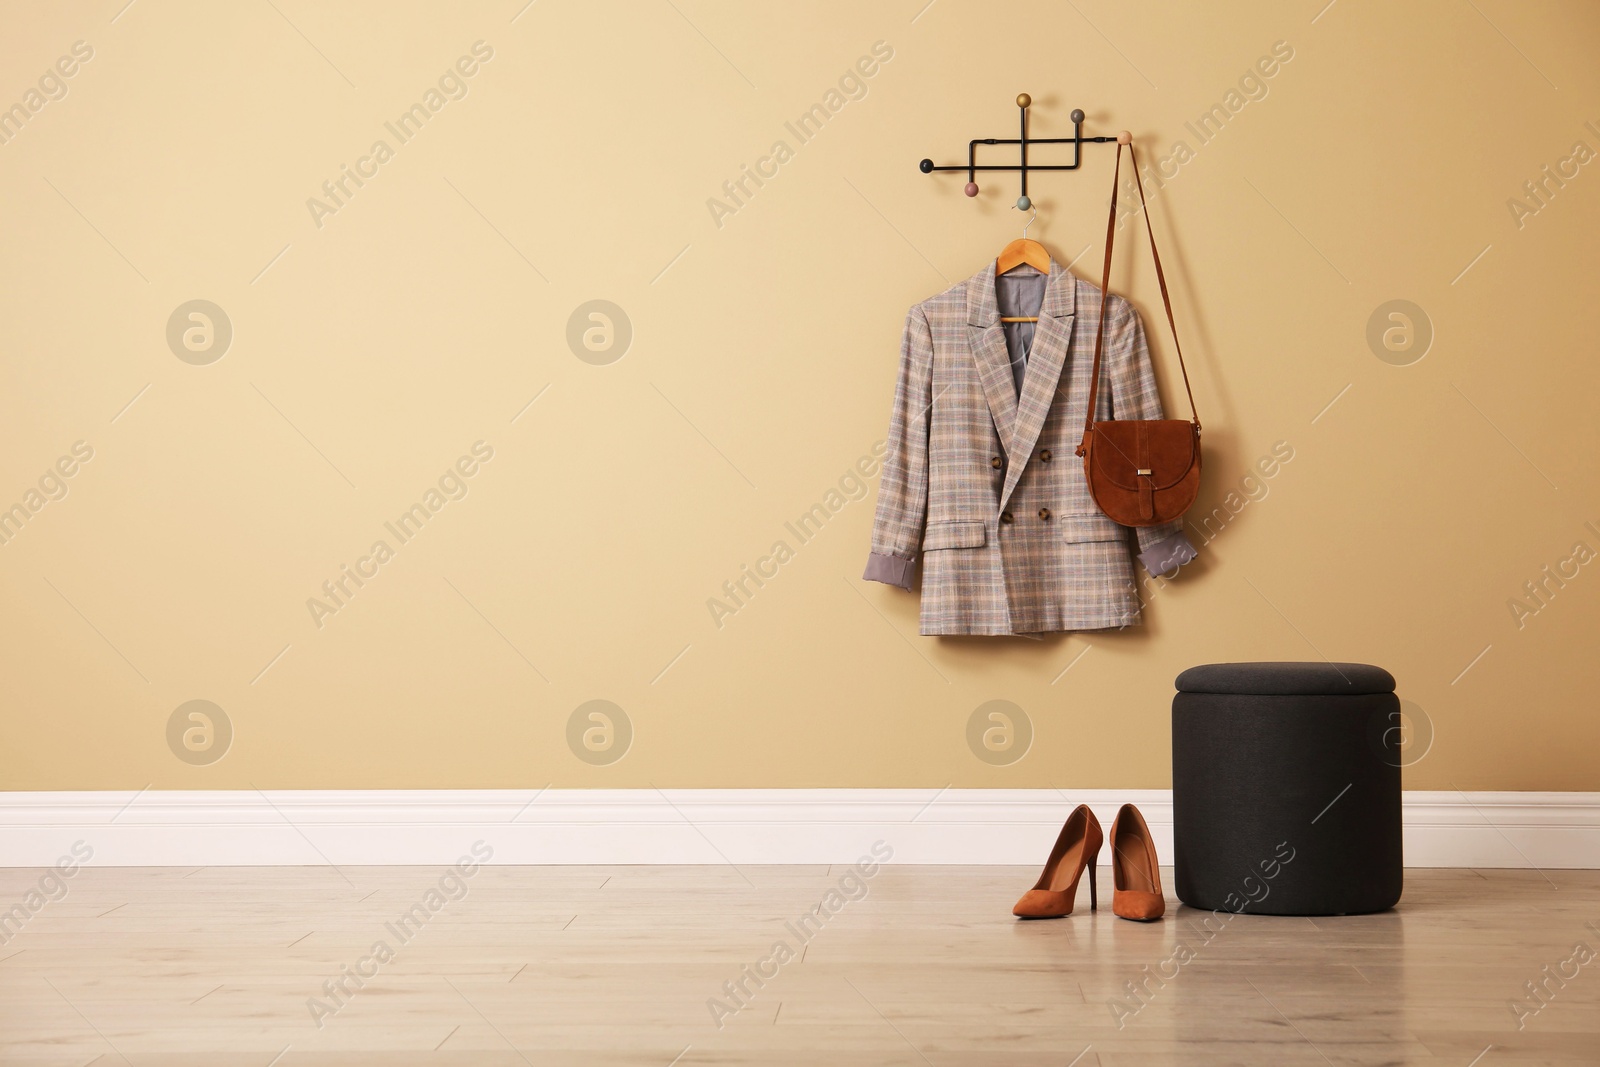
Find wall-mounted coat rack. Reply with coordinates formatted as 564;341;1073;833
919;94;1118;209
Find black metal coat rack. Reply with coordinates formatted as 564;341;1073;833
919;94;1118;209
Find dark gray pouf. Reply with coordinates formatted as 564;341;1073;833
1172;662;1403;916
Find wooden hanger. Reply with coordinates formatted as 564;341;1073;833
997;207;1049;322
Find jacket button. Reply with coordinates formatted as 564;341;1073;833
1038;508;1052;521
1039;449;1052;462
1000;510;1014;524
990;456;1003;470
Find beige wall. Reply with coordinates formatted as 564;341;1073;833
2;1;1597;792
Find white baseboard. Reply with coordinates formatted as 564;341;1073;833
1;789;1596;868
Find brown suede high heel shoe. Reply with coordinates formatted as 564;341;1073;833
1108;803;1165;921
1013;804;1102;919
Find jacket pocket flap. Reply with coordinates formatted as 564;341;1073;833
1060;512;1126;544
922;520;986;551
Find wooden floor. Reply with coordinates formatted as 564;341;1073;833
0;864;1596;1065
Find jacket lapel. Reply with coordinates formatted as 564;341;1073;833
1001;263;1077;511
964;261;1019;452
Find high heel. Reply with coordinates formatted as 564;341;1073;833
1013;804;1103;919
1108;803;1165;922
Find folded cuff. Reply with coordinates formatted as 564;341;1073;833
1138;531;1197;577
863;552;915;590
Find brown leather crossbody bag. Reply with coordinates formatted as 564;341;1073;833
1075;135;1202;527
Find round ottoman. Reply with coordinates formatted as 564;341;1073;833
1171;661;1403;916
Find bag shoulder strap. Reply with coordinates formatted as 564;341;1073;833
1076;138;1200;457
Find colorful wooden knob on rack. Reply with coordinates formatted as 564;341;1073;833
1016;93;1031;108
1070;109;1085;124
1016;195;1032;210
1117;130;1133;145
919;158;934;173
964;182;979;197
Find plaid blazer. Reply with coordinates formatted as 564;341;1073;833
863;259;1195;636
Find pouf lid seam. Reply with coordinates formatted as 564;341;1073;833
1174;661;1396;696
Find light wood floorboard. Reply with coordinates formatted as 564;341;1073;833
0;865;1596;1064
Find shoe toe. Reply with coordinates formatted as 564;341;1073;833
1013;889;1074;918
1112;890;1166;922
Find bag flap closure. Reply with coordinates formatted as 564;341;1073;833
1088;419;1198;491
